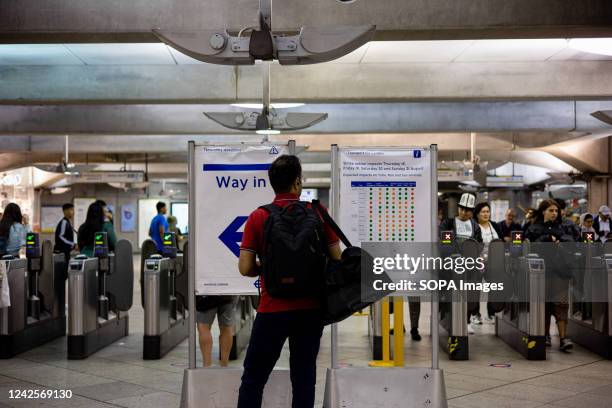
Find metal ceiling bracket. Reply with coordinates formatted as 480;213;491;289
153;0;375;65
591;110;612;126
203;111;328;131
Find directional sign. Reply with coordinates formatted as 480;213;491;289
194;143;289;295
218;216;248;257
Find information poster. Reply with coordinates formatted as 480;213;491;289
194;144;288;295
336;148;433;246
121;202;136;232
40;206;63;233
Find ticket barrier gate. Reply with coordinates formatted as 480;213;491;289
493;240;546;360
567;241;612;358
67;235;134;359
143;239;254;360
143;233;189;359
437;239;480;361
0;235;66;358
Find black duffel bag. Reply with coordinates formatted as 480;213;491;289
313;201;393;325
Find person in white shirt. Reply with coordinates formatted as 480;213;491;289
474;202;503;325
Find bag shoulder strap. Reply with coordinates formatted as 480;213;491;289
312;200;352;248
258;203;282;215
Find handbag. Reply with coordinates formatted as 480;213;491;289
312;201;393;325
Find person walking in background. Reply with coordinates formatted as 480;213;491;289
196;295;237;367
166;215;184;248
439;193;483;334
522;208;536;233
579;213;598;242
554;198;580;241
149;201;168;252
499;208;521;242
78;202;117;257
525;199;574;351
593;205;611;242
0;203;30;257
473;202;502;324
54;203;77;263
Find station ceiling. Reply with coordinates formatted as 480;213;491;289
1;0;612;182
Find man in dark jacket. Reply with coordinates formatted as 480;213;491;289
499;208;522;242
439;193;482;333
554;199;580;242
439;193;483;243
525;199;574;351
593;205;611;242
54;203;76;260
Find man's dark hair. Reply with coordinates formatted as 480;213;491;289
62;203;74;211
156;201;166;213
553;198;566;210
268;155;302;194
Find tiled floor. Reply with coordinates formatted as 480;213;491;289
1;260;611;407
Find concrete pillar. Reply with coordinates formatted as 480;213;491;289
586;137;612;212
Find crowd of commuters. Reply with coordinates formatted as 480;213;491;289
438;193;612;351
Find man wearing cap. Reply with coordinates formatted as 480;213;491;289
594;205;611;242
439;193;483;243
439;193;483;334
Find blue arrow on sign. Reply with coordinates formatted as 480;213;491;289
219;216;248;257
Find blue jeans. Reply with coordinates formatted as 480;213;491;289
237;309;323;408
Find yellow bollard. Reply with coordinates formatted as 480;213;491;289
393;296;404;367
368;297;394;367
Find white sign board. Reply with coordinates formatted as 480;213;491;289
73;198;96;231
486;175;524;188
335;147;434;246
194;144;289;295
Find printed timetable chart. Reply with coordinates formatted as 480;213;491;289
335;148;434;247
353;181;417;242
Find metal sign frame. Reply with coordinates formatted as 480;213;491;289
329;144;439;370
187;140;295;368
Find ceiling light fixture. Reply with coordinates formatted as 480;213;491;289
568;38;612;56
231;102;305;109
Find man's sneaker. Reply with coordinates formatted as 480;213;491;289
545;335;552;347
483;315;495;324
471;314;483;325
467;323;475;334
410;328;422;341
560;338;574;352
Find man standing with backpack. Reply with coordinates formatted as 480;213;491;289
237;155;341;408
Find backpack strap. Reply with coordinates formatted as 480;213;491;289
312;200;352;248
258;203;282;214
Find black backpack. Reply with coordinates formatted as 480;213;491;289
260;201;328;299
